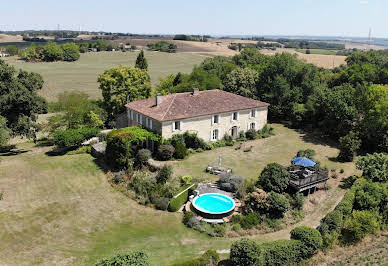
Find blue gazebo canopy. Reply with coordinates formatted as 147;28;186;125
292;157;316;167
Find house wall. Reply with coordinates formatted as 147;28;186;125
127;109;163;134
161;107;268;142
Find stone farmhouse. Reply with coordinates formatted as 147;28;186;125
125;89;269;142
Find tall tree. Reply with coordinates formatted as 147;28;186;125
98;66;151;123
0;60;47;144
135;50;148;70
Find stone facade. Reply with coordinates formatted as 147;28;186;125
127;107;268;142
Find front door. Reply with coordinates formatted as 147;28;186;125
231;126;238;139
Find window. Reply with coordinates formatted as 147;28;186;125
173;121;181;131
250;109;256;118
232;112;238;121
212;129;219;141
250;122;256;130
136;113;142;124
146;118;153;129
212;115;219;124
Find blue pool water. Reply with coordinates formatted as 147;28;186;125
193;193;235;214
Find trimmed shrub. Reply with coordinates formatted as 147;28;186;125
240;213;260;229
53;127;99;147
267;192;290;218
157;144;174;161
342;210;380;244
334;189;355;218
260;239;304;266
95;251;149;266
156;165;173;184
245;129;257;140
174;142;188;159
136;149;151;167
180;175;192;185
257;163;290;193
230;238;263;266
169;184;193;212
290;226;323;258
183;132;207;150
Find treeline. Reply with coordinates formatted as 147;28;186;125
229;41;281;51
147;41;177;53
173;34;209;42
157;48;388;156
19;42;80;62
243;37;345;50
18;39;120;62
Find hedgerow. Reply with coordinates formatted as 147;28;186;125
53;127;99;147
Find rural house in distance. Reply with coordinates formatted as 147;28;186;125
126;89;269;141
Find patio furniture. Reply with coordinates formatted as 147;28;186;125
206;165;232;175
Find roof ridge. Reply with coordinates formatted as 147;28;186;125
161;93;177;121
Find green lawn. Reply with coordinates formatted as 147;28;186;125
296;49;338;55
3;51;206;101
171;124;357;182
0;124;358;265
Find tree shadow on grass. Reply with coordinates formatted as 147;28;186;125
45;146;74;156
93;157;110;173
0;145;30;157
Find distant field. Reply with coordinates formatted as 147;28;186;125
3;51;206;101
295;49;338;55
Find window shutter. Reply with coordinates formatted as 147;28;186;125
149;119;153;129
210;130;213;141
211;115;214;125
179;121;183;131
172;122;175;132
218;129;221;140
139;114;143;125
237;112;239;120
231;113;233;122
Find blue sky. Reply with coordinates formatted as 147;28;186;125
1;0;387;37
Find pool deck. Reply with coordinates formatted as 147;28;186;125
195;183;234;198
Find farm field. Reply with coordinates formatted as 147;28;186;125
2;51;206;101
295;49;338;55
0;124;358;265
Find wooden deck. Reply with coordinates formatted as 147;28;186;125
289;170;329;193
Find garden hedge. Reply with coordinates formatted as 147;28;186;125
53;127;100;148
169;183;195;212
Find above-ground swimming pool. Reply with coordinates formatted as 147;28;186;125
192;193;235;215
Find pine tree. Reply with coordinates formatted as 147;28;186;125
135;50;148;70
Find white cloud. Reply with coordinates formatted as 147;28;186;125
360;0;369;4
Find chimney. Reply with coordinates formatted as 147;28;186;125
156;94;163;106
192;88;200;96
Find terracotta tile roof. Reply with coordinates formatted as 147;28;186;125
125;89;269;122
